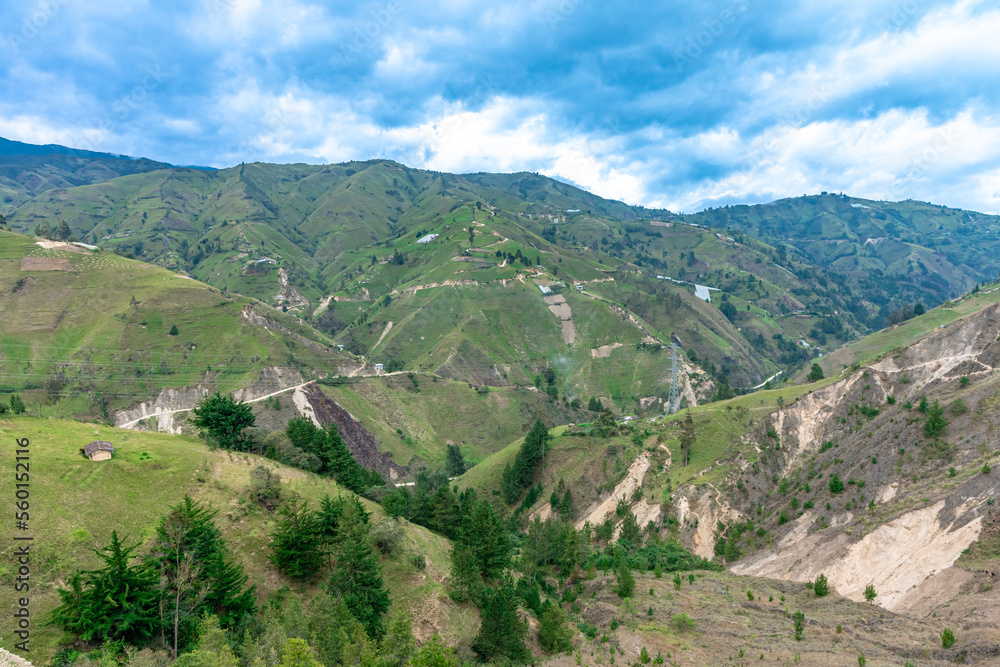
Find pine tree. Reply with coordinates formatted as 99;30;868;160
270;499;324;579
619;511;642;547
448;542;483;602
538;603;573;653
308;592;360;667
808;363;824;382
48;531;161;646
153;496;256;632
680;412;696;466
381;608;416;667
501;419;551;503
190;392;255;450
429;485;460;538
614;557;635;598
560;487;574;518
444;444;467;477
471;577;529;663
329;501;391;639
461;499;512;579
277;638;323;667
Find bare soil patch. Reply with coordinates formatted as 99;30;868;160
20;256;74;271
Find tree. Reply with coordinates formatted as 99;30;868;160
382;608;416;667
914;302;926;316
587;396;603;412
190;392;255;450
56;219;71;241
471;577;529;663
813;573;830;597
828;474;844;495
278;638;323;667
410;634;459;667
538;604;573;653
169;324;179;336
924;400;947;437
153;496;256;630
10;394;25;414
679;411;696;466
329;501;391;639
501;419;551;503
941;627;955;649
444;444;467;477
48;531;161;646
792;611;805;640
864;584;877;605
448;542;483;603
460;498;511;579
808;363;824;382
308;592;360;667
270;499;324;579
618;511;642;547
614;560;635;598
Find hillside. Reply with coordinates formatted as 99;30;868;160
4;150;999;398
0;417;478;663
0;229;350;421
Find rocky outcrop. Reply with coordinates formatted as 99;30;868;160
301;383;406;481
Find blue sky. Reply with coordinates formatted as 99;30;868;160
2;0;999;213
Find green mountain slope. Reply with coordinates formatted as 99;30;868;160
0;229;346;421
0;417;477;662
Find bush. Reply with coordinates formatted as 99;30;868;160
813;574;830;597
169;324;179;336
671;613;696;632
941;627;955;649
950;398;969;415
248;465;281;504
370;518;405;555
828;474;844;494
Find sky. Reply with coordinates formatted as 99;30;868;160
2;0;999;213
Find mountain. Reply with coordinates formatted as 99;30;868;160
8;153;998;399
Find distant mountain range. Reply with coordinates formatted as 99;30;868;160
2;136;998;399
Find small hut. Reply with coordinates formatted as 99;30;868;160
83;441;114;461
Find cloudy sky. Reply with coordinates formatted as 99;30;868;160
2;0;999;213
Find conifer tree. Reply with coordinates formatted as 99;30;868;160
190;393;255;451
329;501;391;639
448;542;483;602
679;411;696;466
48;531;161;646
382;608;416;667
270;499;324;579
471;577;529;663
461;499;512;579
444;443;467;477
308;592;360;667
277;638;323;667
153;496;256;632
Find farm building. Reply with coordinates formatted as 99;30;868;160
82;441;114;461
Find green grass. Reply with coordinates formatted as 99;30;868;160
0;416;476;662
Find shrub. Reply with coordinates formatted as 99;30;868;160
370;518;405;555
941;628;955;649
792;611;805;640
813;574;830;597
169;324;179;336
671;613;696;632
828;474;844;494
950;398;969;415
